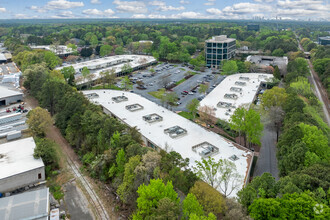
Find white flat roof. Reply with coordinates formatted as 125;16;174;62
199;73;273;122
0;86;23;99
83;90;253;197
57;55;156;85
0;137;44;180
30;45;74;55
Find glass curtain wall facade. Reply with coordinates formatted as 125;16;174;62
205;35;236;69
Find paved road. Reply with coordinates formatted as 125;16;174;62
64;182;93;220
253;124;279;180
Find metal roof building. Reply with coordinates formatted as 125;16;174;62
0;188;49;220
0;137;45;193
83;90;253;197
0;86;23;106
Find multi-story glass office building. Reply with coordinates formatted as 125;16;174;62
205;35;236;69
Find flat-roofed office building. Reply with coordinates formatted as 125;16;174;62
205;35;236;69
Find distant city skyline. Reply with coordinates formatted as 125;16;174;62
0;0;329;21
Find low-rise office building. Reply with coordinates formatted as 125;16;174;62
318;36;330;45
83;90;253;197
199;73;273;121
0;137;45;194
0;188;50;220
56;55;157;85
205;35;236;69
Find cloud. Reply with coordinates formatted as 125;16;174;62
113;0;147;13
91;0;101;4
149;1;165;6
206;8;223;16
82;8;115;17
180;0;190;4
0;7;6;12
29;6;47;13
52;11;76;18
204;0;216;6
254;0;274;2
171;11;205;19
45;0;84;10
131;14;147;18
222;3;272;15
157;5;185;11
15;14;31;19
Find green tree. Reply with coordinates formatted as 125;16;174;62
60;66;75;85
100;45;112;57
248;198;282;220
186;99;200;119
81;66;90;87
290;77;312;96
218;159;243;197
273;66;281;80
199;84;209;95
27;107;53;137
229;107;246;145
190;181;226;216
34;137;59;174
121;76;133;91
194;157;221;188
222;60;238;75
183;193;205;219
117;155;141;204
261;87;287;109
108;148;126;178
115;46;124;55
245;108;263;147
133;179;180;219
44;51;61;69
272;48;284;57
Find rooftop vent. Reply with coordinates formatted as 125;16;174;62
235;81;246;86
192;142;219;158
217;101;235;108
164;125;187;138
112;96;128;103
230;87;242;92
143;113;163;123
85;93;99;99
239;76;250;81
224;93;238;100
126;103;144;112
229;155;239;161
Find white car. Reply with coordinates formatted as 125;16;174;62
188;92;194;95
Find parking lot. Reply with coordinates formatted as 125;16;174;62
122;63;225;111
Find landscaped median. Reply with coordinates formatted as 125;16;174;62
148;88;166;99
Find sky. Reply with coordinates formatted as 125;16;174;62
0;0;329;21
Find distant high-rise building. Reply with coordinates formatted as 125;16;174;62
205;35;236;69
247;23;260;31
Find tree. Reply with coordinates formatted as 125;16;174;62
268;106;285;142
186;99;200;119
218;159;243;197
115;46;124;55
272;48;284;57
190;181;226;216
133;179;180;219
229;107;246;145
151;197;180;220
248;198;282;220
60;66;75;85
108;149;126;179
80;47;93;57
199;105;216;124
290;77;312;96
27;107;53;137
222;60;238;75
199;84;209;95
34;138;59;174
121;76;133;91
81;66;91;88
261;87;287;110
245;108;263;147
182;193;205;219
121;63;133;75
100;45;112;57
194;157;221;188
44;51;61;69
273;66;281;80
117;155;141;204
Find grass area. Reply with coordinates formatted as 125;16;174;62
188;71;199;75
148;89;165;99
173;64;178;67
175;78;186;86
179;68;185;71
178;111;195;120
91;84;122;90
